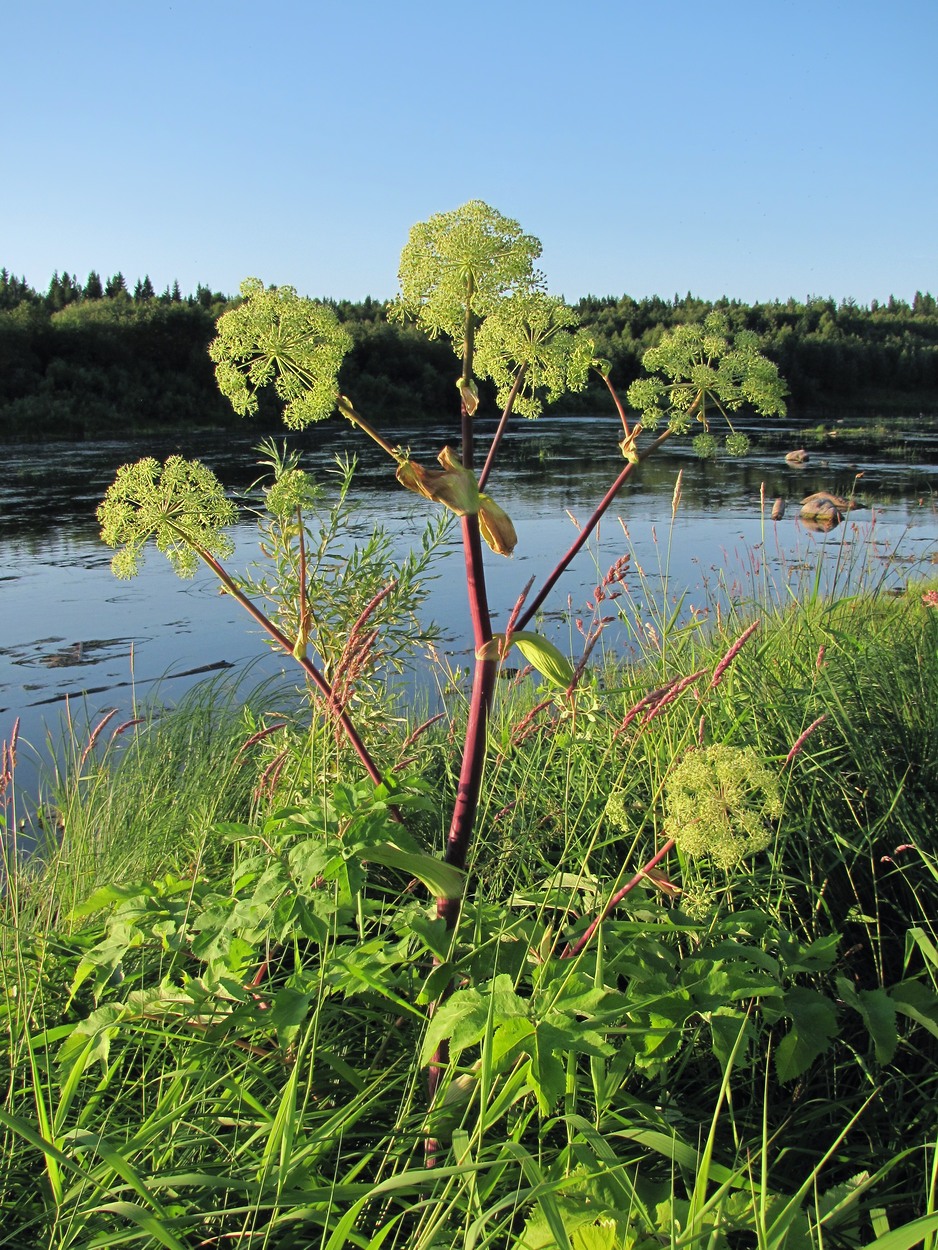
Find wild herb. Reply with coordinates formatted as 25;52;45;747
3;202;938;1246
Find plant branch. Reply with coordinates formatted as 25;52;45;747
478;362;527;492
598;367;632;438
192;542;389;794
561;837;676;960
515;426;675;631
337;397;404;461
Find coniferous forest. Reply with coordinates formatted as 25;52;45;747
1;267;936;440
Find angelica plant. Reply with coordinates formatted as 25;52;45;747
209;277;352;428
626;310;787;458
97;200;790;1157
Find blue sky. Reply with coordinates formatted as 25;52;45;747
2;0;935;306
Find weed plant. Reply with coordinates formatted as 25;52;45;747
1;201;937;1246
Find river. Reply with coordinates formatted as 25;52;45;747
2;412;937;802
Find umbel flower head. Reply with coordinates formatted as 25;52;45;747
474;292;595;418
665;743;782;869
393;200;544;352
626;312;787;457
209;278;352;429
97;456;236;579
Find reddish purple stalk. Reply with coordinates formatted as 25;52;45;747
196;544;388;792
561;837;677;960
515;427;674;632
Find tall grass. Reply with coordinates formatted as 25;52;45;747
2;561;937;1245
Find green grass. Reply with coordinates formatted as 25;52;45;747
2;579;937;1247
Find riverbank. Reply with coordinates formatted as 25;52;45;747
2;578;937;1246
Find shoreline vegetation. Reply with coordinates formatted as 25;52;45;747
2;203;938;1247
2;269;937;441
3;578;938;1245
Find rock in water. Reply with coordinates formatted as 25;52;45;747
800;491;858;520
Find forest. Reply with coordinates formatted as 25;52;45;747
1;266;937;439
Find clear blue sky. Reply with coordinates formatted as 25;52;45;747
2;0;935;307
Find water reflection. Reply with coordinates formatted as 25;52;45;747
1;415;937;773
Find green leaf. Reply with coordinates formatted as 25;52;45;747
907;926;938;972
572;1225;619;1250
421;974;527;1065
528;1036;566;1114
889;979;938;1040
56;1004;127;1079
270;987;313;1050
858;1212;938;1250
364;842;464;899
420;988;489;1065
410;914;453;962
508;631;576;689
837;978;898;1064
775;987;838;1082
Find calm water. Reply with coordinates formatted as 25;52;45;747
2;413;937;793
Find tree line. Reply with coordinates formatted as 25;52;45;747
1;268;936;440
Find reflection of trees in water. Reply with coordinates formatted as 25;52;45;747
3;418;938;547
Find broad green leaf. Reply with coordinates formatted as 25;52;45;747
837;978;898;1065
56;1004;127;1079
775;987;838;1082
421;975;527;1064
573;1224;619;1250
69;882;153;919
420;989;489;1065
509;631;576;689
410;914;453;961
270;986;313;1050
528;1038;566;1115
364;842;464;899
889;979;938;1040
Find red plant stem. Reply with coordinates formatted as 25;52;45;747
197;546;387;793
515;427;675;632
478;363;527;492
561;837;676;960
599;368;633;438
438;516;497;900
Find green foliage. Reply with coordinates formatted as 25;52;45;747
209;277;352;428
96;455;236;577
7;202;938;1244
4;590;938;1243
